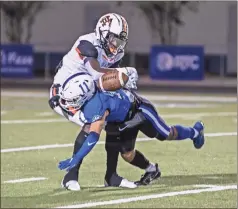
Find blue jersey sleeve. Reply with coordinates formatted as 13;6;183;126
82;93;109;123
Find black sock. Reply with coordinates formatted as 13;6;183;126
63;130;88;183
105;134;121;181
72;130;89;155
129;150;150;170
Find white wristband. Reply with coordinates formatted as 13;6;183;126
99;76;105;92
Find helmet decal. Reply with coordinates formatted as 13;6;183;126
100;15;113;27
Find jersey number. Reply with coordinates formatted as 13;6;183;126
79;80;90;96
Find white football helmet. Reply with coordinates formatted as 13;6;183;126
59;73;96;112
95;13;129;56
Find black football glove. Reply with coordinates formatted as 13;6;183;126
48;95;60;110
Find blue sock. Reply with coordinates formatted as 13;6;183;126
174;125;197;140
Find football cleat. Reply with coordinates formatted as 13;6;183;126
61;180;81;191
135;163;161;186
119;179;137;189
104;172;137;189
193;121;205;149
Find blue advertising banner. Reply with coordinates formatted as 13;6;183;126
1;44;34;78
150;45;204;80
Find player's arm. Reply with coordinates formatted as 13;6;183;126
76;40;118;78
70;111;108;159
58;110;109;171
77;40;138;89
89;111;108;133
86;57;118;74
88;56;122;72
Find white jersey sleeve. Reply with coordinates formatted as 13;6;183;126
53;32;125;84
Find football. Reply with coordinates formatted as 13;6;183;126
98;70;129;91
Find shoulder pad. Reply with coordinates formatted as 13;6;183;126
77;40;98;58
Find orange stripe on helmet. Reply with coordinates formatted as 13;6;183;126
121;18;127;33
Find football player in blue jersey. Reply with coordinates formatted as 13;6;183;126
50;73;161;189
49;13;141;190
56;73;205;187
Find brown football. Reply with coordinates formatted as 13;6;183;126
98;71;129;91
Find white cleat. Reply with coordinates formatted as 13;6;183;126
119;179;137;189
61;180;81;191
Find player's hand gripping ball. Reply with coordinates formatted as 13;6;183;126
98;70;129;91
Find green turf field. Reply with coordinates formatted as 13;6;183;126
1;90;237;208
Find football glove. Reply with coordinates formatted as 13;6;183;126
116;67;138;90
58;132;100;172
126;72;138;90
48;95;60;110
49;84;61;109
58;157;77;171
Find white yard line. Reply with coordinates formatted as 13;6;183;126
1;91;236;103
1;91;48;98
1;143;74;153
1;132;237;153
193;184;220;188
1;118;66;124
204;132;236;137
154;103;218;108
1;112;236;125
162;112;236;119
55;185;237;208
4;177;47;183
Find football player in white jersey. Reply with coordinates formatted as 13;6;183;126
53;13;137;89
51;13;138;126
49;13;144;190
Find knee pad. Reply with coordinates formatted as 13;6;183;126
120;140;135;154
121;150;136;163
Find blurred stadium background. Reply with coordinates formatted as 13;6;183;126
0;1;237;92
1;1;237;208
